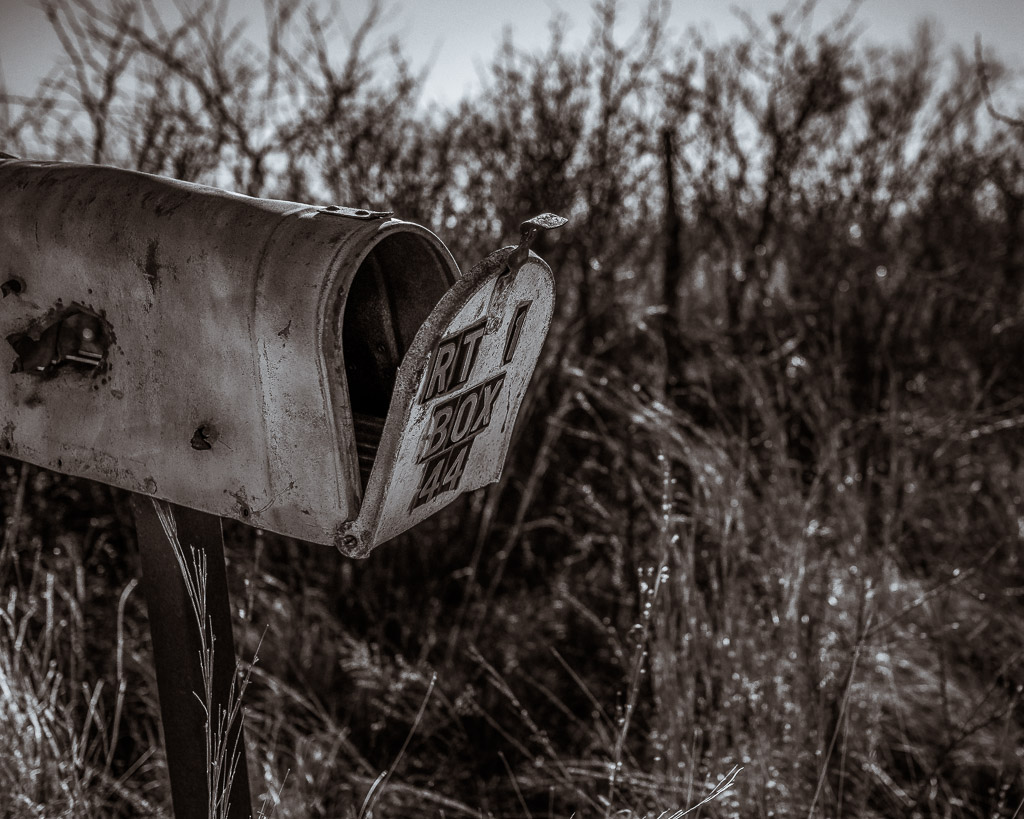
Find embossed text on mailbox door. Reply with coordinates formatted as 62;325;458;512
411;296;541;509
413;372;507;508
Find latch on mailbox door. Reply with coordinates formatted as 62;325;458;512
0;157;564;556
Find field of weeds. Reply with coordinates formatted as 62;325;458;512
2;1;1024;816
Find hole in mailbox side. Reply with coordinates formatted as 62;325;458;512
342;232;453;488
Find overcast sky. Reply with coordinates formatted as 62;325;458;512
1;0;1022;106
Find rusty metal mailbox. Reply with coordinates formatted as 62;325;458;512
0;157;562;556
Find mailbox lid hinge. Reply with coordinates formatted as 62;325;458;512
318;205;393;221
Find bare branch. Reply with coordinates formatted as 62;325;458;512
974;35;1024;130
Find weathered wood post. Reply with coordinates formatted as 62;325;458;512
0;155;563;817
133;499;253;818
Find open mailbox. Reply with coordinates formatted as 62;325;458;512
0;157;562;556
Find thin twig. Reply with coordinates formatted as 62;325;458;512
359;671;437;819
975;36;1024;130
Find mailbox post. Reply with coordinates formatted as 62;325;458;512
133;497;253;819
0;156;564;817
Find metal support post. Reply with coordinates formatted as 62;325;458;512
133;496;253;819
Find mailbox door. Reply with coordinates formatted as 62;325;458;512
339;248;554;554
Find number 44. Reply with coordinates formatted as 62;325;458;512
412;440;472;510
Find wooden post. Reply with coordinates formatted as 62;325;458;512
133;496;253;819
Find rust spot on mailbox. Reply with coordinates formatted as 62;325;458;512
0;157;561;556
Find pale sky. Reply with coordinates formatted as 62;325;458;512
0;0;1022;106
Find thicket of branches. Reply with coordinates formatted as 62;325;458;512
2;0;1024;817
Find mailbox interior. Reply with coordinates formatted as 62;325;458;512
342;231;455;487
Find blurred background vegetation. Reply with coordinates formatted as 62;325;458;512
2;0;1024;816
